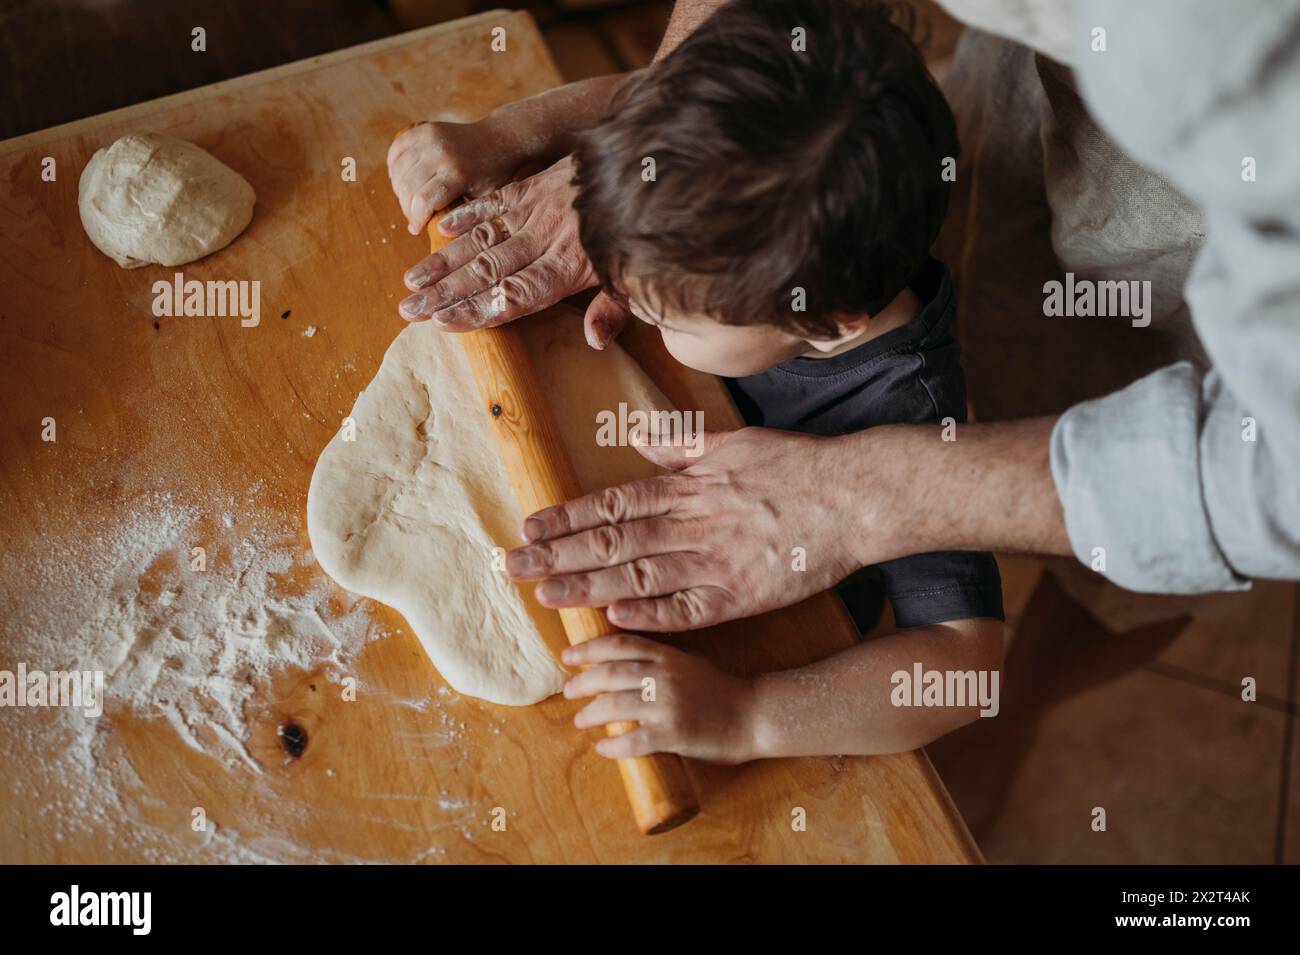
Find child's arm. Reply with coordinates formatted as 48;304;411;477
482;0;730;151
389;73;635;235
478;0;730;152
561;619;1003;764
749;617;1003;757
485;72;639;162
391;0;732;232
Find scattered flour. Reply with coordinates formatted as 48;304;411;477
4;489;491;863
11;498;371;772
3;494;379;861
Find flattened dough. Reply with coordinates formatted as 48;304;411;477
307;308;672;705
79;132;255;269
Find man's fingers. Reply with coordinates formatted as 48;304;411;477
583;290;630;350
401;246;465;294
607;586;732;632
507;514;698;581
437;186;514;236
632;429;733;471
398;220;534;317
403;252;445;293
420;285;508;330
422;258;568;330
535;552;712;608
404;231;537;310
402;214;513;292
518;477;684;546
561;633;665;667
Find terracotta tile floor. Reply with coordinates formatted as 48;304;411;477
928;571;1299;863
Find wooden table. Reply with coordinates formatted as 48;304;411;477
0;10;979;863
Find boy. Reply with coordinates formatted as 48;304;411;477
552;0;1005;763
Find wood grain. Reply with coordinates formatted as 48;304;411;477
0;10;980;863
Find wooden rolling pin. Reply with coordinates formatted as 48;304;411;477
425;213;700;835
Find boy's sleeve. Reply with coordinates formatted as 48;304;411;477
875;551;1005;629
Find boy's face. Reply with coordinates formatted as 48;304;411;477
623;286;815;378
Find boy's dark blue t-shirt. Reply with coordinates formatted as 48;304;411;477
725;258;1004;629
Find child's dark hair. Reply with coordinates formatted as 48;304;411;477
573;0;958;338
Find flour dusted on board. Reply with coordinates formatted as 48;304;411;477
3;494;376;860
11;498;373;763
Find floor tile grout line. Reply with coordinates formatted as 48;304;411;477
1274;584;1300;863
1143;660;1297;716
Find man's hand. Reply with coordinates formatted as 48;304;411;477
506;418;1070;631
562;634;758;764
397;157;625;345
506;428;871;631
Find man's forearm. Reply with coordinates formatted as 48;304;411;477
842;417;1071;567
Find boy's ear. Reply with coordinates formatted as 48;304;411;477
833;310;873;335
803;310;872;353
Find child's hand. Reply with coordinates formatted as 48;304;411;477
562;634;758;765
387;118;523;236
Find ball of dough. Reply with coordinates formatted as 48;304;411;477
78;133;255;269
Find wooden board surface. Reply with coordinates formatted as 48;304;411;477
0;10;979;863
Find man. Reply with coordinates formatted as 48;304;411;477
389;0;1300;633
